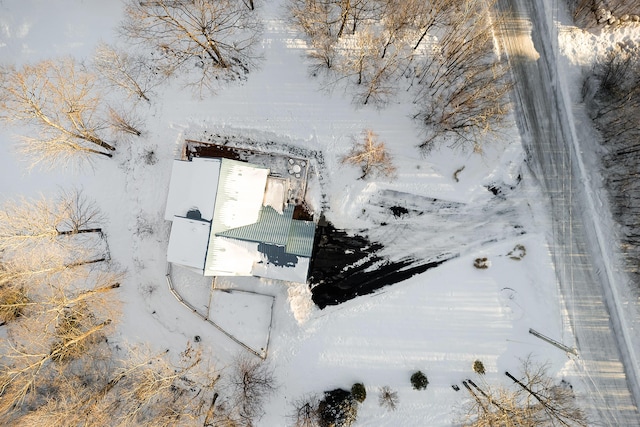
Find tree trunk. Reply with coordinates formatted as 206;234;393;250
337;0;352;38
203;392;219;427
57;228;103;236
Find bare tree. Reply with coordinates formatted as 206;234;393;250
289;394;320;427
0;190;110;332
226;354;277;424
121;0;263;96
107;106;143;137
93;42;161;102
0;189;104;255
0;242;105;293
341;129;396;179
0;58;124;169
378;386;399;411
412;0;512;152
0;312;115;417
288;0;377;42
86;344;220;426
0;192;224;425
288;0;396;105
459;357;588;426
335;24;402;106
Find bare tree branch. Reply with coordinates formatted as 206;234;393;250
0;58;117;170
120;0;263;96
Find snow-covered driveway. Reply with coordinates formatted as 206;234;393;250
495;0;640;424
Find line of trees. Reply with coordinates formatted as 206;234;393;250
583;42;640;286
287;0;512;152
0;190;121;421
0;191;277;425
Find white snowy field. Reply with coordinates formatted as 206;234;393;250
1;0;635;425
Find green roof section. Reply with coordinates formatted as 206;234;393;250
286;220;316;257
216;204;316;258
217;205;294;247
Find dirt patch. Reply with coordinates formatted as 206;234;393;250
185;139;242;160
389;205;409;218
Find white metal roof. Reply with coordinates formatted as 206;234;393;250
164;158;221;221
205;237;260;276
251;255;310;283
204;159;269;276
166;216;211;271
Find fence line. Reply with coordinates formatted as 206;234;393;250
165;263;268;359
529;328;577;355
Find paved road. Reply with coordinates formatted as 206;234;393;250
495;0;640;424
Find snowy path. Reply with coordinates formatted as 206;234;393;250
495;0;640;424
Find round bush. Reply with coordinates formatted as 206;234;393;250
473;360;486;375
319;388;358;427
351;382;366;403
410;371;429;390
474;257;490;269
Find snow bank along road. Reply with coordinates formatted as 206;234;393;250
495;0;640;424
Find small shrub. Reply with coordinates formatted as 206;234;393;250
378;386;399;411
473;360;486;375
143;148;158;165
474;257;490;269
410;371;429;390
319;388;357;427
351;382;366;403
290;394;320;427
0;286;29;324
507;244;526;260
341;129;396;180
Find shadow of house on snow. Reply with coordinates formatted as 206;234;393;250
307;216;454;309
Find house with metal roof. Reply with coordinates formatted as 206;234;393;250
164;157;316;283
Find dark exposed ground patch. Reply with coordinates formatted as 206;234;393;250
185;140;242;160
390;205;409;218
308;218;454;309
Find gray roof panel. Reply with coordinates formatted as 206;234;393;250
286;220;316;257
217;205;294;246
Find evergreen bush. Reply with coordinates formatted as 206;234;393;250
410;371;429;390
351;383;366;403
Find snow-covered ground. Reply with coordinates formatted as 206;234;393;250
1;0;637;425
